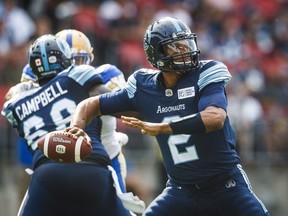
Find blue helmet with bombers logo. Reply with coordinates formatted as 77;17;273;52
28;34;72;81
143;17;200;74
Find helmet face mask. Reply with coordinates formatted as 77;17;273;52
56;29;94;65
72;52;91;65
144;17;200;74
28;34;72;81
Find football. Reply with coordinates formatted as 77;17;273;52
37;131;92;163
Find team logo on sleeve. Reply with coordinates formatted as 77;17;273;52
177;87;195;99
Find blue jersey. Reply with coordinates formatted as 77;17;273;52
2;64;109;167
99;60;240;185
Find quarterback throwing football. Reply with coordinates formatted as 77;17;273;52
66;17;270;216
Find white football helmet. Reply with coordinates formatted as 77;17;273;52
56;29;94;65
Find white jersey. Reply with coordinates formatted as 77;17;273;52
100;115;128;159
96;64;128;159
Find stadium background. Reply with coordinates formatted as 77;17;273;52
0;0;287;215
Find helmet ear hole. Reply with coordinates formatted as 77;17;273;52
143;17;200;73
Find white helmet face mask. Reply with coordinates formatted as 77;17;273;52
71;52;91;65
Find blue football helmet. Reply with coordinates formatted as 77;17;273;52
28;34;72;81
143;17;200;74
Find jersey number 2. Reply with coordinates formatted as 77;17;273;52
164;116;199;164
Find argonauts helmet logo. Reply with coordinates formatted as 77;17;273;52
144;29;152;51
144;42;149;51
157;61;164;66
145;29;152;43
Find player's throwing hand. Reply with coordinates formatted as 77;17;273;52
121;116;172;136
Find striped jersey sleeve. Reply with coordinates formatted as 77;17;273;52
67;65;103;86
198;61;232;91
125;73;137;99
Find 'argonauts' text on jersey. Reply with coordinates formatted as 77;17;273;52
157;104;185;113
15;81;68;121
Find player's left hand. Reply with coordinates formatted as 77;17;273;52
121;116;172;136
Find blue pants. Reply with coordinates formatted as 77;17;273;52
144;165;269;216
18;162;131;216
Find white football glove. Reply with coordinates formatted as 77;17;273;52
108;165;146;214
116;132;129;146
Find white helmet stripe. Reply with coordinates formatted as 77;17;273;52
171;18;182;31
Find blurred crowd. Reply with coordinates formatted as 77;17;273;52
0;0;287;165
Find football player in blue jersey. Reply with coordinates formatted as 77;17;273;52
56;29;129;193
65;17;270;216
2;34;132;216
56;29;145;214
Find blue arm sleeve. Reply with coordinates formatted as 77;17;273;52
99;89;136;115
198;82;228;112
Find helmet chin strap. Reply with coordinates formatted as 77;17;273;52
160;66;187;74
161;69;185;76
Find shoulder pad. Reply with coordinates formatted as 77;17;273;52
2;102;18;127
95;64;126;90
21;63;37;82
104;74;126;91
137;68;159;75
95;64;122;75
125;68;159;98
198;60;231;91
68;65;102;85
5;82;39;102
125;72;137;99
